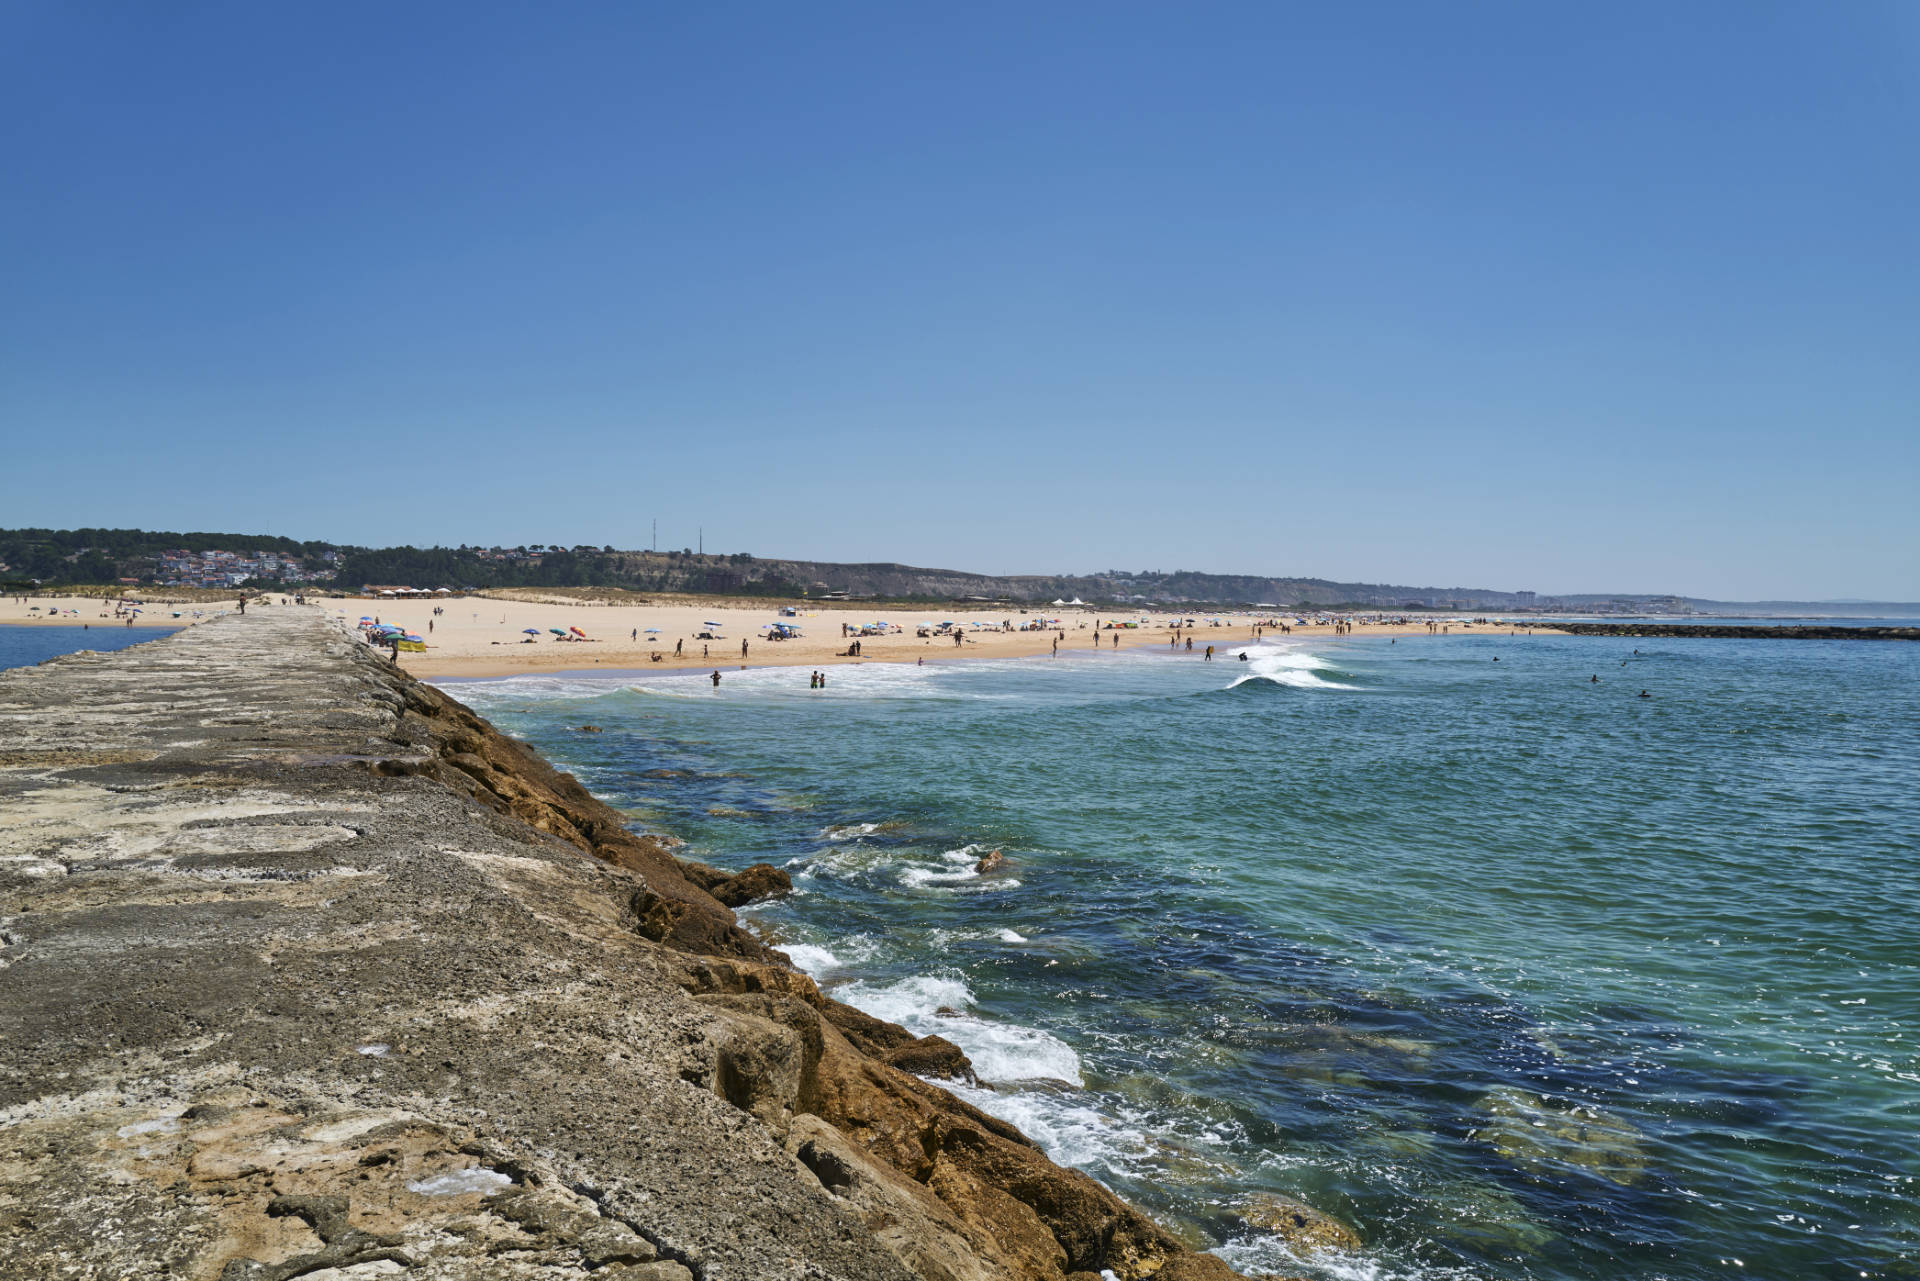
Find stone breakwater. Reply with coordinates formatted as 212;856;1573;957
0;610;1265;1281
1537;623;1919;640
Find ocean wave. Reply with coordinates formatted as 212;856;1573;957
1226;644;1358;691
945;1080;1160;1175
834;972;1084;1085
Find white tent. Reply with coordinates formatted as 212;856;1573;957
1051;599;1067;605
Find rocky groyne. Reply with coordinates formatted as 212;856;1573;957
1537;623;1918;640
0;610;1268;1281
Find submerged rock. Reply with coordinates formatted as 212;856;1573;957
1473;1086;1650;1187
1236;1193;1363;1254
974;848;1007;874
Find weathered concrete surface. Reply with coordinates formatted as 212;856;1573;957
0;611;1261;1281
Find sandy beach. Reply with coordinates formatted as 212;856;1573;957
0;592;1548;678
310;594;1539;678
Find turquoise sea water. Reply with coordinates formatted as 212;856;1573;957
0;625;177;672
455;633;1919;1280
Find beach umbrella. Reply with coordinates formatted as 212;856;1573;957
403;633;424;642
569;626;586;637
522;628;541;635
643;627;661;634
549;628;568;636
703;620;722;627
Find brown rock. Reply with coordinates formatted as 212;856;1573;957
883;1035;978;1084
677;860;734;892
974;848;1007;874
709;862;793;907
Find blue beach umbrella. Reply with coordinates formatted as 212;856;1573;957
523;628;541;635
643;627;661;634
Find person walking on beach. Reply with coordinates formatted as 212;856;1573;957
1205;645;1214;661
742;638;749;658
236;597;245;615
631;628;637;641
1052;638;1058;656
675;638;683;656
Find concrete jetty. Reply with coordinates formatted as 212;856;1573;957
0;611;1254;1281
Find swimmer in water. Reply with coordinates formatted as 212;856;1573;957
1639;689;1651;698
1592;675;1599;683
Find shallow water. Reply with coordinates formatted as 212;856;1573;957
0;624;178;672
448;631;1920;1280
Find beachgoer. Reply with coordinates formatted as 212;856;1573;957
711;670;722;686
1639;690;1651;698
675;639;683;656
1591;675;1599;683
1205;645;1213;661
631;628;637;641
237;597;245;615
742;639;749;658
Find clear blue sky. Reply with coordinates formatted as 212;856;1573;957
4;2;1915;599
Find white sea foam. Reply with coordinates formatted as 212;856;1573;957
778;944;843;977
1226;644;1358;691
834;973;1084;1085
819;821;893;841
1214;1234;1478;1281
944;1079;1160;1171
998;928;1028;943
